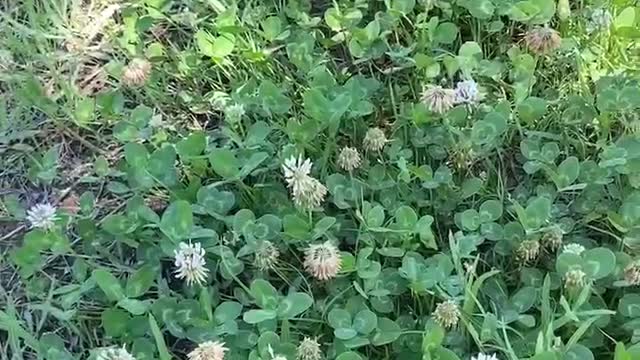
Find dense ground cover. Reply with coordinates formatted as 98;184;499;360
1;1;640;360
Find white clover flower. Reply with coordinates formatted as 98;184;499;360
304;241;341;280
282;156;313;194
282;156;327;209
471;354;498;360
254;241;280;271
453;79;481;104
363;127;387;152
421;85;456;114
224;103;245;123
188;341;228;360
26;203;58;230
433;300;460;329
564;269;587;289
337;147;361;171
587;9;613;33
562;243;585;255
625;261;640;286
516;240;540;262
297;337;322;360
97;346;136;360
174;242;209;286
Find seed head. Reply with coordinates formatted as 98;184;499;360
453;79;481;105
541;227;563;251
97;346;136;360
187;341;228;360
564;269;587;289
471;354;499;360
26;203;58;230
624;261;640;286
122;58;151;86
296;337;322;360
337;147;362;171
421;85;456;114
517;240;540;263
174;242;209;286
363;127;387;152
433;300;460;329
254;241;280;271
524;26;561;55
562;243;585;255
304;241;341;280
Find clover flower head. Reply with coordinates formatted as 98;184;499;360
122;58;151;86
434;300;460;329
187;341;228;360
524;26;561;55
363;127;387;152
26;203;58;230
296;337;322;360
174;242;209;286
421;85;456;114
337;147;362;171
97;346;136;360
304;241;341;280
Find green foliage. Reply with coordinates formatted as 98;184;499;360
3;0;640;360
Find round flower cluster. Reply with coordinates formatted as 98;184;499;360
524;26;561;55
562;243;585;255
363;127;387;152
282;156;328;210
174;242;209;286
122;58;151;87
564;269;587;289
517;240;540;263
26;203;58;230
337;146;362;171
433;300;460;329
303;241;342;280
188;341;228;360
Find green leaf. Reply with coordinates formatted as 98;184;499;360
479;200;503;222
618;294;640;318
370;317;401;345
394;206;418;230
250;279;280;310
614;7;636;29
261;16;282;41
176;131;206;159
555;156;580;189
102;214;137;235
195;30;235;58
160;201;193;241
214;301;243;323
259;80;291;115
197;186;235;216
517;96;547;123
243;309;277;324
126;265;156;298
149;314;171;360
523;197;551;230
434;22;459;44
328;308;352;329
461;209;481;231
277;292;313;319
582;247;616;279
336;352;363;360
465;0;495;19
93;269;125;302
385;0;416;15
124;143;149;168
209;149;240;179
118;298;152;315
101;308;129;337
352;309;377;335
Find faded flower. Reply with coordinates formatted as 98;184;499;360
174;242;209;286
26;203;58;230
564;269;587;289
517;240;540;263
337;147;362;171
254;241;280;271
562;243;585;255
297;337;322;360
541;227;563;250
421;85;456;114
304;241;341;280
224;103;245;123
433;300;460;329
187;341;228;360
624;261;640;286
363;127;387;152
97;346;136;360
122;58;151;87
524;26;561;55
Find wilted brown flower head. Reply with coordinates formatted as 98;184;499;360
524;26;561;55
